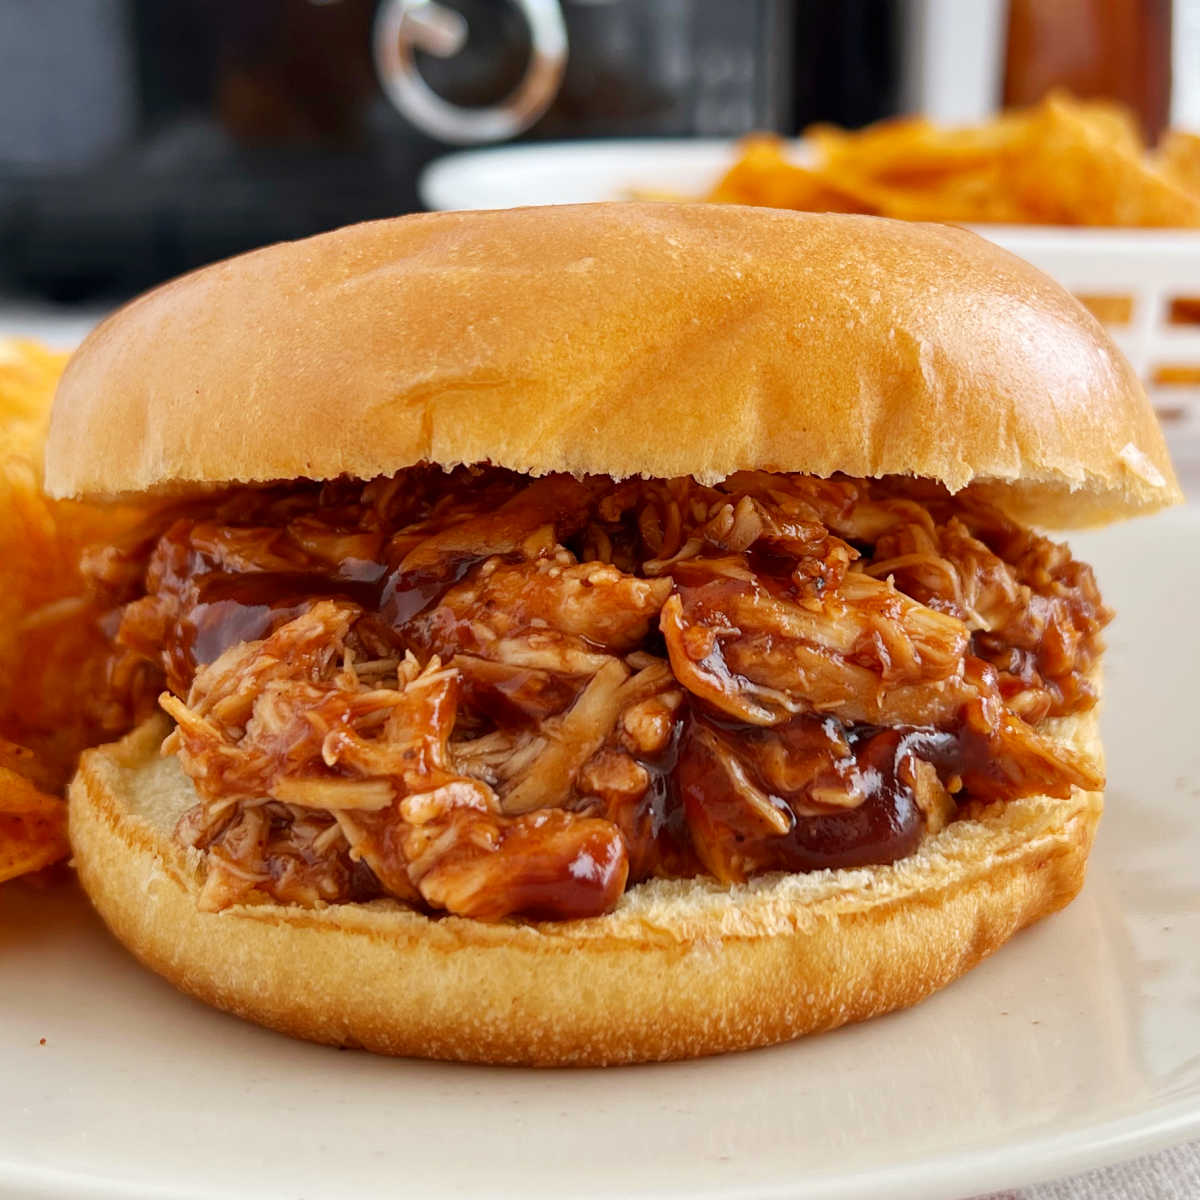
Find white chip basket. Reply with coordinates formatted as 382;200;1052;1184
981;227;1200;436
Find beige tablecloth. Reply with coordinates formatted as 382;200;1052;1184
976;1137;1200;1198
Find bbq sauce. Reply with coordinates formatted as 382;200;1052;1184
379;549;481;628
672;710;930;879
592;715;701;883
138;523;470;692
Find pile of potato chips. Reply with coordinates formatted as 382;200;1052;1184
0;341;136;884
707;91;1200;228
0;341;72;881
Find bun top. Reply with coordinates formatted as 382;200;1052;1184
45;202;1179;526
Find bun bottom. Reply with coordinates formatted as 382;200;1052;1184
68;714;1102;1066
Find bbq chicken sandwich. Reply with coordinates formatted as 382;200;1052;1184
46;203;1179;1065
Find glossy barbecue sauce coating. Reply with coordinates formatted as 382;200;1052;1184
98;468;1110;922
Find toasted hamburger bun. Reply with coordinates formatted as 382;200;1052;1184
71;711;1100;1066
45;203;1179;521
48;204;1175;1064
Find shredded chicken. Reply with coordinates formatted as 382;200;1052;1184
92;467;1110;921
168;601;628;918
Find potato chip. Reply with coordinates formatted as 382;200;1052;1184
0;811;68;884
1059;95;1144;156
0;338;70;457
1158;130;1200;198
0;770;62;817
1006;93;1200;226
0;759;67;884
706;136;872;215
811;114;1020;185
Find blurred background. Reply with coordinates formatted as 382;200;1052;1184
0;0;1193;302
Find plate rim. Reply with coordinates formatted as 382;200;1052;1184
3;1099;1198;1200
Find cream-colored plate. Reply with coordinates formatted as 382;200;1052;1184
2;508;1198;1200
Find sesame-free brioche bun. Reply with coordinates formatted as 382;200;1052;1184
70;711;1101;1067
45;203;1179;525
